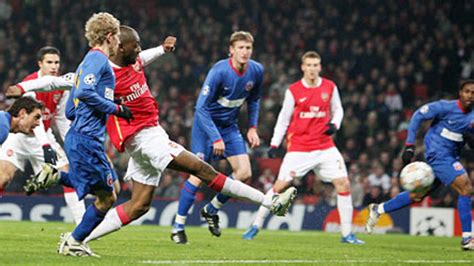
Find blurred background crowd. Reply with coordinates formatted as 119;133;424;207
1;0;473;209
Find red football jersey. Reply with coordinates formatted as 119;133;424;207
286;78;336;152
106;57;159;152
22;72;64;131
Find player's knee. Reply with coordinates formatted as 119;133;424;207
234;168;251;181
0;173;13;189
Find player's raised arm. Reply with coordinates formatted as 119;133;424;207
194;68;223;143
139;36;176;67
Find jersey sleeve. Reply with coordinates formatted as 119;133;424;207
270;89;295;147
0;114;10;145
330;85;344;129
406;101;445;145
139;46;165;67
17;73;75;93
194;67;222;142
53;91;71;141
33;118;50;146
246;65;264;128
74;56;117;115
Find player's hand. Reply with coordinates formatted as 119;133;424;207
115;105;134;124
5;85;23;99
324;123;337;136
267;146;280;158
247;127;260;148
401;144;415;166
42;144;58;165
163;36;176;53
213;140;225;157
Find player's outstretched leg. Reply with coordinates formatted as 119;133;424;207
24;163;60;195
270;187;297;216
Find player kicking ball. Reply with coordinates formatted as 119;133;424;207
365;80;474;251
23;25;298;250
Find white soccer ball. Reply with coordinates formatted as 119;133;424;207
400;161;435;193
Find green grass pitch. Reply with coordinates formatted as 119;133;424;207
0;221;472;265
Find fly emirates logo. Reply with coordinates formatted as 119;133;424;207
123;82;149;102
299;106;326;119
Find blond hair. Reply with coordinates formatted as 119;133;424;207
301;51;321;64
229;31;254;46
84;12;120;47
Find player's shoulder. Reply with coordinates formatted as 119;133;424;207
321;77;336;87
212;59;229;70
248;59;264;72
85;49;109;65
22;71;39;82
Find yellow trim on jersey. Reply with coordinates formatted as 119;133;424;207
113;115;124;146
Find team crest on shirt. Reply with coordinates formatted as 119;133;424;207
6;149;13;157
452;162;463;171
321;92;329;102
53;93;61;104
245;81;254;91
107;173;114;186
83;73;96;85
289;171;296;177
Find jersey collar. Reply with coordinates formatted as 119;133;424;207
456;99;468;113
228;58;248;77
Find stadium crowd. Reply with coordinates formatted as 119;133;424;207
0;0;473;209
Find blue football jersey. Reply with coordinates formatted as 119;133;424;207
0;111;11;145
406;100;474;159
194;58;264;142
66;49;117;142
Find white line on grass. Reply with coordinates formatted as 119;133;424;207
140;259;473;264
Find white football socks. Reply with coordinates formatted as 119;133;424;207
63;192;85;225
337;193;353;237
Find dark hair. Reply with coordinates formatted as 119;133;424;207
7;97;44;117
460;79;474;90
37;46;61;62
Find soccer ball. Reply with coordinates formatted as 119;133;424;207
400;161;435;193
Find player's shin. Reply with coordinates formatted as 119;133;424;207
337;192;353;237
63;186;86;225
458;195;472;239
206;176;235;215
253;188;275;227
84;204;131;243
173;180;199;231
208;173;271;207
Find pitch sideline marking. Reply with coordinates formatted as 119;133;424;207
140;259;473;264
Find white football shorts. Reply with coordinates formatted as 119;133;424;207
278;147;348;183
124;125;185;186
0;130;68;174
